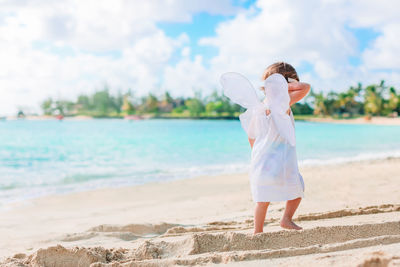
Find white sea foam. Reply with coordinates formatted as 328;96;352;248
299;150;400;166
1;152;399;210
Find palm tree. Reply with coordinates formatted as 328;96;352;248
158;92;174;113
311;90;328;116
385;87;399;116
121;94;135;115
364;81;385;115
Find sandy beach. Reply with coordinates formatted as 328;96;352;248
303;116;400;126
4;115;400;126
1;158;400;266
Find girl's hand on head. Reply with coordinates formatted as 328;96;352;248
288;82;311;105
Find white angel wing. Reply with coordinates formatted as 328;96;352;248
220;72;260;108
263;73;296;146
220;72;296;146
220;72;268;139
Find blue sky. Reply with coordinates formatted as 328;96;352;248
0;0;399;115
159;2;383;74
158;0;259;67
347;27;380;66
158;12;223;65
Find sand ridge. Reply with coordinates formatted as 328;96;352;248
3;205;400;267
43;204;400;245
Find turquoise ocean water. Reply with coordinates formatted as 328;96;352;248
1;119;400;206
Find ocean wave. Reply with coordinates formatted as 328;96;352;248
1;152;400;209
299;150;400;166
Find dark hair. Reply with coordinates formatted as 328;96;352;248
261;62;299;90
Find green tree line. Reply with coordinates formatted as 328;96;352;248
41;80;400;118
310;80;399;118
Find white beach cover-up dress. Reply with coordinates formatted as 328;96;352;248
220;72;305;202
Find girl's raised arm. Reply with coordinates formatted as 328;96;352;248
288;82;310;106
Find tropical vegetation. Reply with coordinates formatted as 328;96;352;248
38;80;400;119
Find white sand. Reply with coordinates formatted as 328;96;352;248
1;158;400;266
304;116;400;126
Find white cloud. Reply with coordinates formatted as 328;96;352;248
193;0;400;93
198;0;360;90
362;23;400;70
0;0;400;115
0;0;238;115
163;55;218;97
0;0;239;51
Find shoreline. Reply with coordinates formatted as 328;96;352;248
301;115;400;126
1;157;400;266
2;153;400;210
2;115;400;125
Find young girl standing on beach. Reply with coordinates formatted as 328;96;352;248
220;62;310;234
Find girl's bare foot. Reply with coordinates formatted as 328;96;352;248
280;218;302;230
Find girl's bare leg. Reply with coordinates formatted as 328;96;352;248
280;197;302;230
254;202;269;234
